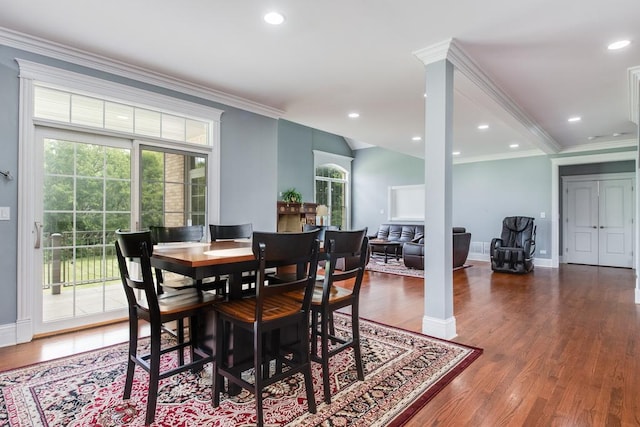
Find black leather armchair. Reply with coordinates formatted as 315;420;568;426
490;216;536;274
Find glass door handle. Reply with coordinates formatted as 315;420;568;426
34;221;42;249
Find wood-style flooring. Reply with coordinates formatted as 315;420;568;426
1;261;638;426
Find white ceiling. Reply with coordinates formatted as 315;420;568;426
1;0;639;161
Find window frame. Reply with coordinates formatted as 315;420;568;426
313;150;353;229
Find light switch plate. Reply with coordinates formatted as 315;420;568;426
0;207;9;220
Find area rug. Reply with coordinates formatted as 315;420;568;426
0;313;482;427
366;259;472;278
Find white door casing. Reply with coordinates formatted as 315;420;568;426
563;174;634;268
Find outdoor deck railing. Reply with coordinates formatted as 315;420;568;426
42;230;120;293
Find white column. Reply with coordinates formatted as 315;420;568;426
421;59;456;339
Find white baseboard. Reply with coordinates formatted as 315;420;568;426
467;252;489;262
422;315;457;340
467;252;553;268
535;258;553;268
0;323;17;348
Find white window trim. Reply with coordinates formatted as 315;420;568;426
313;150;353;229
15;59;223;343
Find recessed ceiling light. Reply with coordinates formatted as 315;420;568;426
477;124;489;130
348;112;360;119
509;144;519;149
567;116;581;122
608;40;630;50
452;151;461;156
587;136;597;140
412;136;422;141
264;11;285;25
612;132;623;137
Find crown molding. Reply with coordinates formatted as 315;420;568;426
414;38;561;155
0;26;285;119
452;149;545;164
558;138;637;154
628;66;640;124
412;39;454;65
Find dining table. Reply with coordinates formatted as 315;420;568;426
150;239;257;299
150;239;258;394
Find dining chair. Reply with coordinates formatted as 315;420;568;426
209;223;255;294
212;229;320;427
149;225;227;295
114;229;220;425
288;228;369;404
209;223;253;241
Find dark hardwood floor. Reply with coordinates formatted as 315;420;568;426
1;261;638;426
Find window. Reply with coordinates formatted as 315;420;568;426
140;148;207;229
34;86;211;145
314;151;353;230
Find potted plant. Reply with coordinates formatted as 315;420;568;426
281;188;302;204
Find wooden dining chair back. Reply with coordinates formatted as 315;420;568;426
149;225;226;295
114;229;219;425
209;223;255;293
209;223;253;241
301;228;369;403
212;229;320;427
149;224;204;244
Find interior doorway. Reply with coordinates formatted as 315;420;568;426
563;174;634;268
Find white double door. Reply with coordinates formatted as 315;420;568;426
563;175;634;268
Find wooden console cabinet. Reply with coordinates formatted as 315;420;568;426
277;201;317;232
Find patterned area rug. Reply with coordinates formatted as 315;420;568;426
0;313;482;427
366;258;472;278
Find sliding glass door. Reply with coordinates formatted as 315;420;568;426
34;129;209;334
36;129;131;332
139;148;207;229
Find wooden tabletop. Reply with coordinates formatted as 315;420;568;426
151;240;255;268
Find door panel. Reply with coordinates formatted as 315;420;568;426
565;181;598;264
36;129;132;334
598;179;633;267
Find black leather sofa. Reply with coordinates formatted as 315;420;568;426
369;224;424;260
402;227;471;270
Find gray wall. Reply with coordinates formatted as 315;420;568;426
277;119;352;204
352;147;425;231
0;44;350;327
220;110;278;232
352;147;553;258
0;47;20;328
453;156;552;256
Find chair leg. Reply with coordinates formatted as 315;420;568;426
311;309;319;358
303;354;317;415
189;315;199;365
351;304;365;381
254;326;265;427
177;318;185;365
124;318;138;399
146;323;162;426
212;316;224;407
320;310;332;404
328;311;336;343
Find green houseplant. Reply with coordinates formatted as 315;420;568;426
281;188;302;203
